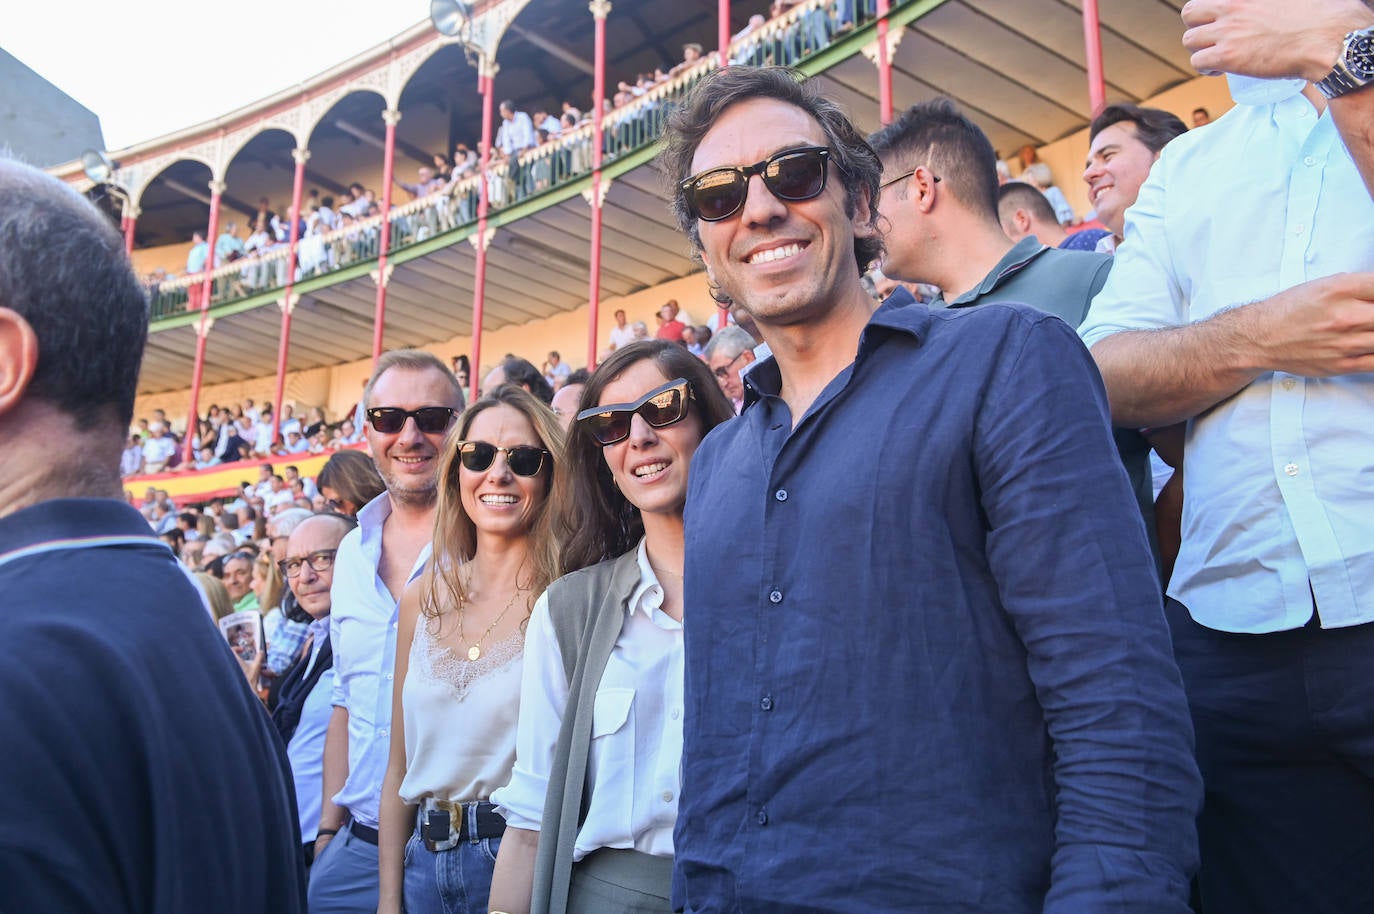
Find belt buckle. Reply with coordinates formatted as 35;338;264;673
422;807;453;853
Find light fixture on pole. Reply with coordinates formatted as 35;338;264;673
80;149;118;185
430;0;471;38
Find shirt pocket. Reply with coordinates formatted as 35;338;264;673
590;687;637;831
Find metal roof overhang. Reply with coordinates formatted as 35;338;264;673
138;0;1195;396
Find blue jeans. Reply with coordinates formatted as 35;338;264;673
402;828;501;914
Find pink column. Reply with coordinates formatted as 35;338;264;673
184;181;224;464
718;0;730;69
270;147;309;446
1082;0;1107;116
877;0;893;125
587;0;611;370
372;108;402;360
471;59;497;403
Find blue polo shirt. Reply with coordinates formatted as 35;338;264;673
675;300;1200;912
0;499;306;913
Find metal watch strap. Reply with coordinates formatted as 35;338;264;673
1316;27;1374;100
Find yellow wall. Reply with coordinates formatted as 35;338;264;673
134;271;717;430
1025;74;1234;220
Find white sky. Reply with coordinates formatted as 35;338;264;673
7;0;428;150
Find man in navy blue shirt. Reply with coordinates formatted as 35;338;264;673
659;67;1201;912
0;159;306;913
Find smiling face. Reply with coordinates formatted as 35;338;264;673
223;556;253;603
365;366;462;508
1083;121;1159;238
690;98;874;331
457;404;549;543
597;359;703;520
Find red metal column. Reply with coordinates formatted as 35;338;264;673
718;0;730;69
877;0;893;125
471;59;497;403
587;0;611;370
122;205;138;255
372;108;402;360
184;180;224;463
1082;0;1107;116
271;146;309;446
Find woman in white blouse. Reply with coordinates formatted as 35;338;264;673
488;341;733;913
377;387;564;914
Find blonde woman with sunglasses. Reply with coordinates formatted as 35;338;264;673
377;387;563;914
488;341;733;914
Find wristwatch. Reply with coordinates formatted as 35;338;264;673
1315;25;1374;99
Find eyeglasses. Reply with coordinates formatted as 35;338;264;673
681;145;831;223
712;350;748;380
457;441;550;477
879;169;940;191
279;549;338;579
577;378;694;446
366;406;456;434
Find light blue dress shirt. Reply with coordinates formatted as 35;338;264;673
288;616;335;843
328;493;431;828
1081;85;1374;633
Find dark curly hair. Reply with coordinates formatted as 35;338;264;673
659;66;884;299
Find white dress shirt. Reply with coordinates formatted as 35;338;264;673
288;616;335;843
328;493;431;828
1080;85;1374;634
493;539;684;861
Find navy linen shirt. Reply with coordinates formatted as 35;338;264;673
675;301;1200;912
0;499;306;913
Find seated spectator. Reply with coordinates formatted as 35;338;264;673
315;449;386;516
686;325;711;358
192;571;236;621
1191;107;1210;127
483;356;554;404
191;445;220;470
544;350;572;387
703;325;758;415
120;434;143;477
549;367;589;432
181;539;206;572
654;302;686;343
223;550;259;612
141;422;177;473
328;417;363;447
997;182;1108;252
1020;162;1076;226
278;428;310;454
264;475;295;515
303;406;327;440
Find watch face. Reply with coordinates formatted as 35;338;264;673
1349;33;1374;80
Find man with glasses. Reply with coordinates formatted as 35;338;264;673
272;513;356;868
308;349;464;914
659;67;1199;911
0;159;305;911
702;325;757;414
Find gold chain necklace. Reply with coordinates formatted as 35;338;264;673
457;585;524;661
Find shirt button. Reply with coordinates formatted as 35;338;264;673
760;695;774;711
378;728;389;737
385;672;394;680
1304;155;1317;166
1285;463;1299;477
769;589;783;604
662;791;674;803
756;808;768;826
1293;224;1306;236
774;488;788;502
671;708;681;721
1282;378;1296;391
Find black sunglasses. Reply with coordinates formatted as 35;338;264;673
366;406;456;434
681;145;831;222
577;378;694;446
457;441;550;477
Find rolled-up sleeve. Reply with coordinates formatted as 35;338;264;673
490;593;569;831
974;316;1202;912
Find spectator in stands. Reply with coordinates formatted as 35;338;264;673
193;571;236;621
0;157;306;911
271;512;357;866
543;350;572;387
120;433;143;477
451;354;471;391
488;340;731;912
483;356;555;404
533;107;561;136
1020;162;1076;225
329;417;363;447
216;222;246;264
1083;103;1188;253
497;101;539;156
654;302;687;342
224;550;259;612
284;464;317;500
670;42;704;78
1081;3;1374;908
309;349;465;914
186;230;209;275
303;406;328;439
280;428;310;454
141;421;177;472
686;325;711;358
607;308;636;351
549;367;590;431
394;166;446;200
252;551;283;625
262;507;316;680
316;449;386;517
265;474;295;515
377;386;563;914
997;182;1108;251
1191;106;1211;127
341;183;371;218
702;324;757;414
660;65;1198;911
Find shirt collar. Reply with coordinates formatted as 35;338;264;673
941;236;1047;308
0;498;157;559
629;537;666;620
741;297;932;408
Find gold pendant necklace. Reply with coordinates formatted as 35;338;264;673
457;584;524;661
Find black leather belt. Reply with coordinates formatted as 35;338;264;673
348;820;379;846
419;799;505;852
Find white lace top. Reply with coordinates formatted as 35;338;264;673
397;612;524;805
